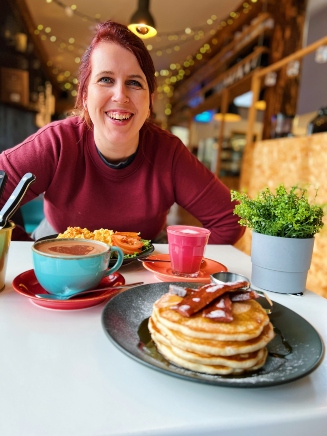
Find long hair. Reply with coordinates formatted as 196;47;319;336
75;21;156;128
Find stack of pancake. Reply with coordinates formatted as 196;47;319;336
148;283;274;375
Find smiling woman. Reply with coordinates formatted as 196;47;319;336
0;20;244;246
76;21;156;129
84;42;151;161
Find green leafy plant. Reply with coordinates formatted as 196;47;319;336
231;184;325;238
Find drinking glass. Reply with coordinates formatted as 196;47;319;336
0;221;15;292
167;225;210;278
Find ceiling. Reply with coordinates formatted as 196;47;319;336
22;0;242;98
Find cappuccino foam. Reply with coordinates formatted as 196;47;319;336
36;240;107;256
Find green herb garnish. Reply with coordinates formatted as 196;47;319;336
123;239;152;259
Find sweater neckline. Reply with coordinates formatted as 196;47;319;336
86;124;148;176
96;147;138;169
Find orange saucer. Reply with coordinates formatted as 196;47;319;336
141;254;227;283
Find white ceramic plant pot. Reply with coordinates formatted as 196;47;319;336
251;231;314;294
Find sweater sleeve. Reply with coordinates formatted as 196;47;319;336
172;144;244;245
0;121;63;240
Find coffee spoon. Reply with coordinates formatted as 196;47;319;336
138;257;205;264
35;281;144;300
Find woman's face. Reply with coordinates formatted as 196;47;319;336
85;42;152;156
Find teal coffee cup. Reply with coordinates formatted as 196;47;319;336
32;238;124;297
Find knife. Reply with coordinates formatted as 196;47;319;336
0;170;8;200
137;257;170;263
0;173;36;229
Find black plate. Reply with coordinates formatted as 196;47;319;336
101;282;324;388
36;233;154;266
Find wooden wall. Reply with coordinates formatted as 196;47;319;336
235;132;327;298
0;102;37;151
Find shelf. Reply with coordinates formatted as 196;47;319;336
172;12;274;110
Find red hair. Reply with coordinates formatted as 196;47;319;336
75;21;156;128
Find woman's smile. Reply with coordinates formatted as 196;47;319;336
106;111;134;122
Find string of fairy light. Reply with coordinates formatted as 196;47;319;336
36;0;258;114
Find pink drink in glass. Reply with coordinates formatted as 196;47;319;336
167;225;211;277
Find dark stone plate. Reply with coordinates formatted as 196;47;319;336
102;282;324;388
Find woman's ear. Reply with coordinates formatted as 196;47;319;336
83;94;88;110
148;93;154;117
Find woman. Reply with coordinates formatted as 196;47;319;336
0;21;244;244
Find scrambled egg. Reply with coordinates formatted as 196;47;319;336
57;226;114;245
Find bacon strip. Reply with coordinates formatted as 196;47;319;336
202;294;233;322
230;289;260;302
172;281;248;317
168;284;198;298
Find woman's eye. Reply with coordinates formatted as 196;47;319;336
127;80;143;89
98;77;113;84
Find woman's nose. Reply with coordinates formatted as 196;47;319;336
111;84;129;103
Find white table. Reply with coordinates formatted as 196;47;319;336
0;242;326;436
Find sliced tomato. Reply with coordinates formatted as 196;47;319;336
114;231;141;240
112;235;144;255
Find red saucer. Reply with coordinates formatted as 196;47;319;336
12;270;125;310
142;254;227;283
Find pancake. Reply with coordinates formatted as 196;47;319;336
148;290;274;375
151;311;274;356
154;340;268;375
153;293;269;341
149;316;267;369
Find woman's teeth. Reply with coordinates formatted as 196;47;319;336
107;112;132;121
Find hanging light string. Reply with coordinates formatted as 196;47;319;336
46;0;101;23
48;0;218;40
37;0;257;102
46;0;223;51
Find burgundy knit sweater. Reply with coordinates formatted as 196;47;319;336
0;117;244;243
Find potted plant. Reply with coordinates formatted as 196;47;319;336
231;185;325;294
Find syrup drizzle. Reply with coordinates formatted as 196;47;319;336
137;317;169;365
269;327;293;358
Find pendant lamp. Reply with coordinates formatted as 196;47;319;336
128;0;157;39
214;103;241;122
